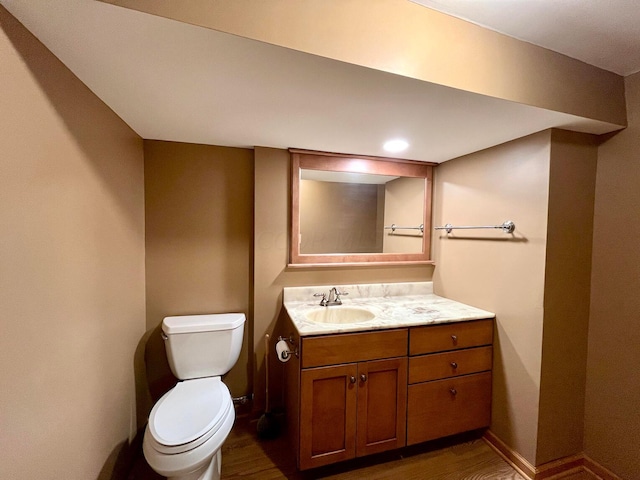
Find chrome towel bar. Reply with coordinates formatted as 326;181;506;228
435;220;515;234
384;223;424;233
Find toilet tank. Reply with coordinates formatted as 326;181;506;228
162;313;245;380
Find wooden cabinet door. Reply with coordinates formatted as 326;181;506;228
407;371;492;446
356;357;407;457
299;364;358;469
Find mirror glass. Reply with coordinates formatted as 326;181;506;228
290;150;434;266
299;170;425;254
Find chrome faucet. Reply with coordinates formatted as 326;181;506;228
314;287;348;306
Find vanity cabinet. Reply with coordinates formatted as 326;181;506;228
283;317;494;471
296;329;408;470
406;319;494;445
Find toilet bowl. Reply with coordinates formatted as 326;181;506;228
143;313;245;480
143;377;234;479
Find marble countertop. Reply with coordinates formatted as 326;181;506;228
283;282;495;336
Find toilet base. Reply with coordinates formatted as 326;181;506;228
167;450;221;480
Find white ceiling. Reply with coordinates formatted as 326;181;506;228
0;0;628;163
411;0;640;76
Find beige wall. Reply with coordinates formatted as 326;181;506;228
433;131;551;464
0;7;145;480
300;180;381;253
254;147;433;409
102;0;625;128
585;71;640;479
143;141;253;400
536;131;597;464
383;176;425;253
434;130;600;468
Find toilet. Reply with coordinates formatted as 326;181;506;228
143;313;245;480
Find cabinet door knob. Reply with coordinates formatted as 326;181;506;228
450;362;458;369
450;388;457;396
360;374;367;382
350;376;356;384
451;334;458;343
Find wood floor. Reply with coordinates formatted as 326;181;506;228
129;416;600;480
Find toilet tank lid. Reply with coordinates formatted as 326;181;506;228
162;313;245;335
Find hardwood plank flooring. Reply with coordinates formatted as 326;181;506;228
129;416;600;480
222;417;522;479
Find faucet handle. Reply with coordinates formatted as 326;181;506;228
313;292;328;306
334;289;348;303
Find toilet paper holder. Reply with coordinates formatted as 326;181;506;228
277;335;299;360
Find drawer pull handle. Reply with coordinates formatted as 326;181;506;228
451;334;458;343
450;362;458;369
350;376;356;384
360;374;367;383
450;388;457;396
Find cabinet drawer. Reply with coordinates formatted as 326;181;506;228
406;371;492;445
302;329;408;368
409;346;492;384
409;319;493;356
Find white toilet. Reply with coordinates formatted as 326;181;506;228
143;313;245;480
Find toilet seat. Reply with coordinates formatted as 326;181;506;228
148;377;232;455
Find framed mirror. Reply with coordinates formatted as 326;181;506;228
289;149;434;267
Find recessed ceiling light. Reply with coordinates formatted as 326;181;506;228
383;139;409;153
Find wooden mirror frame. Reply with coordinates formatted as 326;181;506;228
289;149;435;267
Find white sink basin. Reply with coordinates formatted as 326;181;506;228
305;306;375;324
